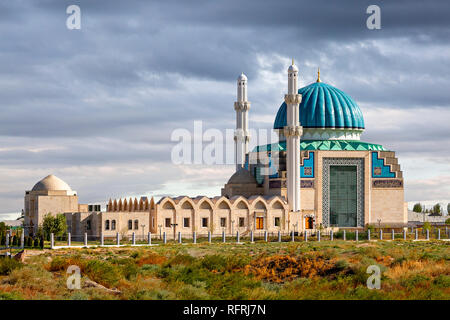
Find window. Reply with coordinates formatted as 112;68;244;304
134;220;139;230
128;220;132;230
183;218;190;228
239;217;245;227
105;220;110;230
274;217;280;227
86;220;91;230
111;220;116;230
165;218;171;228
220;217;226;228
201;217;208;228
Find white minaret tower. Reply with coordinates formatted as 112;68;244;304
284;60;302;212
234;73;251;171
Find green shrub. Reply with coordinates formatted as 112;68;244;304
26;237;32;247
0;258;23;275
39;237;44;249
84;260;121;287
33;238;39;248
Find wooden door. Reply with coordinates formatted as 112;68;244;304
256;217;264;230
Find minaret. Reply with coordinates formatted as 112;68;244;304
234;73;251;171
284;60;302;212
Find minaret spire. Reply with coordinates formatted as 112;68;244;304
317;67;321;82
284;60;302;212
234;73;251;171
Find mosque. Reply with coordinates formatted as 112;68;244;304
23;61;407;237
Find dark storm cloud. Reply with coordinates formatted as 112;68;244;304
0;0;449;213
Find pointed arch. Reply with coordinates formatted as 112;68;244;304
144;197;149;210
269;198;285;210
134;198;138;211
199;198;213;210
123;198;128;211
215;197;231;210
108;199;112;212
149;197;155;210
118;199;123;211
181;200;194;209
113;199;118;212
159;197;176;210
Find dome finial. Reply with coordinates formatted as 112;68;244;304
317;67;321;82
292;58;294;65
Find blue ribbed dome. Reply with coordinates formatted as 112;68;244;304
274;82;365;130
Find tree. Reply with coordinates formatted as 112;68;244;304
445;218;450;225
432;203;442;216
0;222;6;234
42;213;67;239
413;203;422;213
423;221;431;231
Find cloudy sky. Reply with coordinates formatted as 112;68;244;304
0;0;449;219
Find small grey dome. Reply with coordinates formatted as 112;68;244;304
227;168;257;184
31;174;72;192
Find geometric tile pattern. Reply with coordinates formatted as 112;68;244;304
322;158;365;228
371;151;395;178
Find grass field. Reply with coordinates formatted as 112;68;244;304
0;240;449;300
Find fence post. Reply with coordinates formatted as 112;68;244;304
5;233;9;248
379;229;383;240
84;233;88;247
100;232;104;246
67;232;71;246
317;230;321;242
305;230;308;242
163;232;167;244
403;229;406;240
222;231;225;243
277;231;281;242
148;232;152;245
132;232;136;245
437;229;441;240
291;230;295;242
343;230;346;241
250;230;254;243
368;229;371;241
264;231;268;242
236;230;240;243
116;232;120;246
208;231;212;243
50;233;54;249
193;231;197;244
330;230;333;241
415;228;418;240
426;229;429;241
20;231;24;249
391;229;395;241
355;230;359;242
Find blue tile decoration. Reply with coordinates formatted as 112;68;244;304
268;153;279;178
301;151;314;178
371;152;395;178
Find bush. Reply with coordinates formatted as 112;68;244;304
84;260;121;287
12;236;18;246
445;218;450;225
39;237;44;249
26;237;32;248
33;238;39;248
0;258;23;275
